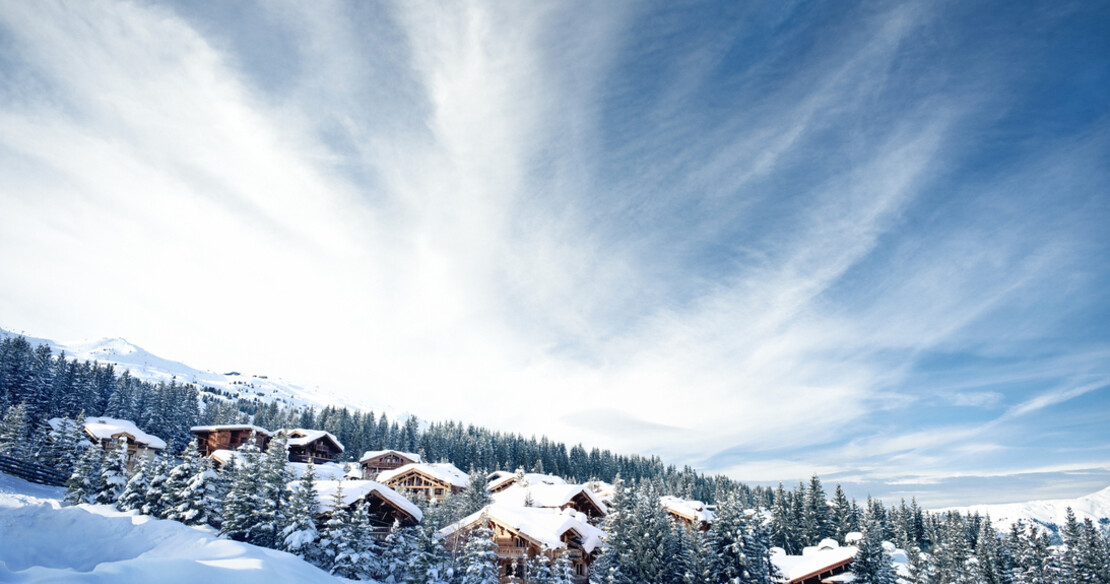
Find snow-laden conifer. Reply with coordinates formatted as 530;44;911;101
93;437;128;504
142;452;172;517
281;461;321;561
117;455;150;512
64;443;103;505
458;519;499;584
852;513;897;584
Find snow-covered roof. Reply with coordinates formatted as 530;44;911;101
359;449;421;464
49;417;167;450
378;462;469;489
276;429;344;452
491;483;607;514
439;504;605;554
310;480;422;522
291;462;347;481
190;424;272;436
209;449;238;466
660;495;715;524
771;545;857;584
488;472;566;492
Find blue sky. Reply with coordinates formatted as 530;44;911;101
0;0;1107;507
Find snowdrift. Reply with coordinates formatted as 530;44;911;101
0;473;347;584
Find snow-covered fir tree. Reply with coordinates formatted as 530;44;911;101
458;520;499;584
407;517;452;584
0;402;30;458
255;436;293;548
219;438;266;543
281;461;321;563
708;491;752;584
852;513;896;584
64;443;103;505
349;501;383;579
378;520;417;584
93;438;129;504
117;455;150;512
141;452;172;517
172;443;220;526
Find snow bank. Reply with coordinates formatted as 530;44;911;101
0;473;346;584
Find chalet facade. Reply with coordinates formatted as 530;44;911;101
311;480;423;531
359;449;421;479
276;429;345;464
438;504;604;584
190;424;272;457
377;462;469;503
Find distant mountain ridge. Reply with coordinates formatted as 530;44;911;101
0;327;390;415
940;485;1110;535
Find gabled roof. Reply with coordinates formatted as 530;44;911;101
275;429;344;452
439;504;604;553
378;462;469;488
50;417;167;450
491;483;608;515
488;472;566;492
660;495;715;524
359;449;422;464
771;543;857;584
190;424;272;436
307;480;423;522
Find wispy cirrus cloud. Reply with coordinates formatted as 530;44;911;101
0;0;1107;506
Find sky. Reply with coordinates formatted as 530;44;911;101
0;0;1108;508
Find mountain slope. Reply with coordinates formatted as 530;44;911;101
0;327;389;414
940;485;1110;534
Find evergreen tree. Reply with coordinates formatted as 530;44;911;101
142;452;173;517
94;438;129;505
219;440;266;543
831;484;853;544
118;456;151;512
771;483;800;554
852;514;897;584
408;517;451;584
0;402;30;458
173;444;220;525
351;501;384;580
803;474;833;545
282;462;322;562
379;520;417;583
676;523;713;584
708;491;751;584
744;513;781;584
458;520;500;584
64;443;103;505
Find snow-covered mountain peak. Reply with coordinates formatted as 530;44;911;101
940;484;1110;535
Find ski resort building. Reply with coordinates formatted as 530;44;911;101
771;539;857;584
490;482;608;521
190;424;272;457
377;462;469;503
276;429;345;464
660;495;715;530
438;504;604;584
49;416;166;466
359;449;421;478
311;480;423;531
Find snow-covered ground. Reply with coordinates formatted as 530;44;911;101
0;472;350;583
938;485;1110;533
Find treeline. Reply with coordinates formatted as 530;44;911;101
0;334;758;505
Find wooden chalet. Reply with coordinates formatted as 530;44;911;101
311;480;423;531
190;424;272;457
359;449;421;478
490;483;608;521
772;540;857;584
377;462;469;503
277;429;345;464
660;495;715;531
50;417;166;467
438;504;604;584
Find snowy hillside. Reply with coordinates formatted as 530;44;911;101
0;473;348;583
940;485;1110;534
0;327;391;414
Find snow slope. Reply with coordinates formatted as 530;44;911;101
0;327;392;415
0;472;349;584
939;485;1110;533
